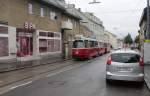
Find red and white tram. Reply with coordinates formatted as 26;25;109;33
72;36;110;59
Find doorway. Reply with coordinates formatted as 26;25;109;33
17;32;33;57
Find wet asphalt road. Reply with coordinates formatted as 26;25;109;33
1;54;150;96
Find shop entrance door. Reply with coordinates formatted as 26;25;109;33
17;32;33;57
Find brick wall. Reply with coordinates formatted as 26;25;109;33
0;0;62;32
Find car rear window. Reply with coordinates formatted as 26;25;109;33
111;53;140;63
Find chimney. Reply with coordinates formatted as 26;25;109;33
78;8;81;12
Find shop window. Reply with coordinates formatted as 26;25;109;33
48;32;54;37
16;32;33;57
39;39;47;53
39;32;47;36
0;26;8;34
39;31;61;53
47;39;54;52
0;37;8;57
0;26;9;57
54;39;61;51
54;33;60;38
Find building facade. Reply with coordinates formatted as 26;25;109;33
139;7;150;64
139;8;147;57
66;4;93;38
117;38;123;48
105;31;118;49
84;12;105;42
0;0;81;71
61;7;81;59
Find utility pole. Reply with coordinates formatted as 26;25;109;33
147;0;150;39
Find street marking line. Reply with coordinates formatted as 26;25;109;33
10;81;33;90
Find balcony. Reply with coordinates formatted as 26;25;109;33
62;21;73;30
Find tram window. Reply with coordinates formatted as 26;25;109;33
73;40;85;48
84;40;89;48
89;41;95;47
100;42;103;47
99;42;101;47
104;43;107;47
95;41;98;47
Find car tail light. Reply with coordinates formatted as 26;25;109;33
107;57;112;65
139;57;144;67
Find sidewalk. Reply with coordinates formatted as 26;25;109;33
0;60;78;88
144;65;150;91
0;54;63;72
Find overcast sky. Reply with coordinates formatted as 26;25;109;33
66;0;146;39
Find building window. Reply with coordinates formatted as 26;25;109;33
0;26;9;57
50;11;57;20
39;31;61;53
68;18;71;23
144;30;147;39
40;7;44;17
74;20;77;27
16;33;33;57
28;3;33;14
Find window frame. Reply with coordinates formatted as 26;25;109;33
28;3;33;14
50;11;57;20
40;7;44;17
0;25;9;57
38;30;61;53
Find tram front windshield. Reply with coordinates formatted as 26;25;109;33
73;40;85;48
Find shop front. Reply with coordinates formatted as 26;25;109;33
0;23;62;71
36;30;62;64
16;28;35;57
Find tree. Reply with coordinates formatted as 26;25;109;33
124;33;133;45
134;35;140;50
134;35;140;44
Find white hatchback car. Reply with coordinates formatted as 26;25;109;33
106;49;144;83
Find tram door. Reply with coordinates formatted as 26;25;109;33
17;32;33;57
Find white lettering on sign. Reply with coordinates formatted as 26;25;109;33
29;22;33;29
24;22;36;29
24;22;28;29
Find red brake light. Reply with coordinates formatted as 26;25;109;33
139;57;144;67
107;57;112;65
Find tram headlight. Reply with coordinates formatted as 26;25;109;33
75;51;79;54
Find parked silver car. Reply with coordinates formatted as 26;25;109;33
106;49;144;83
